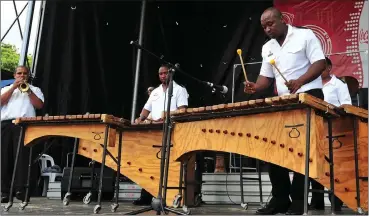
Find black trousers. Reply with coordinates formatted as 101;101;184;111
268;89;324;204
1;120;29;193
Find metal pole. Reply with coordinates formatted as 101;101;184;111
229;64;237;173
30;0;46;80
303;108;312;215
18;0;35;66
13;0;24;40
0;3;28;42
232;64;236;103
130;0;147;123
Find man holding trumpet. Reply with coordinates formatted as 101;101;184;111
1;66;44;203
243;7;326;215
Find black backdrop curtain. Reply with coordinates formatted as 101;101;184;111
33;1;273;167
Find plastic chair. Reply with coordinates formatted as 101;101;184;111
39;154;62;196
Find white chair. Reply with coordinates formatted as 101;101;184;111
39;154;62;196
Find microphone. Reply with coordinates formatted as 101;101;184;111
130;40;143;49
204;82;228;94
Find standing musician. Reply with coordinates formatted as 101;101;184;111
133;65;188;205
244;7;326;215
1;66;44;203
309;56;349;211
135;64;189;123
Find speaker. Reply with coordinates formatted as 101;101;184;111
61;167;115;201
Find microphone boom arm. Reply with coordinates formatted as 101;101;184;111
130;40;228;94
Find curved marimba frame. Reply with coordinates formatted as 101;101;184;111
6;114;129;213
170;93;368;213
11;114;183;213
8;94;368;214
77;124;183;210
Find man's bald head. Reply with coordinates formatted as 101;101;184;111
260;7;286;39
262;7;283;20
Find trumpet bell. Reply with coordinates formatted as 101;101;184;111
19;82;30;93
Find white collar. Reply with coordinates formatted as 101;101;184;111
159;80;178;90
283;24;294;46
270;24;294;47
324;75;337;86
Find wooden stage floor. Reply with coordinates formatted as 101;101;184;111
0;197;358;215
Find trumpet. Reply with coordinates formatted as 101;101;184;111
19;81;30;93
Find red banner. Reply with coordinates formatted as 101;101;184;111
275;0;368;88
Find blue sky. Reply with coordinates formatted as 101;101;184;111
1;1;41;55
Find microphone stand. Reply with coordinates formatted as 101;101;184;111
126;42;189;215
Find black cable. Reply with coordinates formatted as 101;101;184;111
225;171;238;205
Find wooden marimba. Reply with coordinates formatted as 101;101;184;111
170;93;368;213
8;114;182;213
5;114;130;213
7;93;368;214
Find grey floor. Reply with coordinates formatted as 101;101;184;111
0;198;359;215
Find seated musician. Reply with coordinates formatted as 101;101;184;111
0;66;44;203
310;56;349;211
244;7;326;215
322;56;352;106
133;65;189;205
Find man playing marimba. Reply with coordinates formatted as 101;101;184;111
244;7;327;215
133;65;188;205
135;65;188;123
1;66;44;203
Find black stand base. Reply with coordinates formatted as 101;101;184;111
125;198;189;215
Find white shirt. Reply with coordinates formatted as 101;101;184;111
1;84;45;121
323;75;352;106
144;81;188;120
260;25;326;96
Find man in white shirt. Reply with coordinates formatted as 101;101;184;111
133;65;188;205
321;57;352;106
310;57;347;211
1;66;44;203
135;65;188;123
244;7;326;215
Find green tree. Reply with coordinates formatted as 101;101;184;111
1;43;19;73
1;42;33;73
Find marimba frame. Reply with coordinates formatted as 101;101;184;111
171;101;340;215
3;120;124;214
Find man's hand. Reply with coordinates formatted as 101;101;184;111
285;79;304;94
11;78;25;90
244;81;257;94
135;118;142;124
